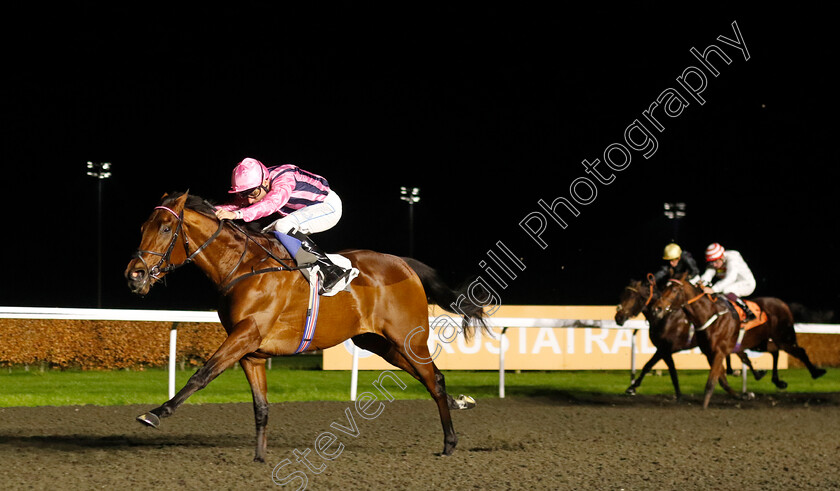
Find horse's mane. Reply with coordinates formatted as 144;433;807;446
158;191;215;216
161;191;267;236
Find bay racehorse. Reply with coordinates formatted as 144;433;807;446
124;192;489;461
615;274;764;399
652;276;826;408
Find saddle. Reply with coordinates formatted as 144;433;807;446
723;297;766;331
273;232;359;297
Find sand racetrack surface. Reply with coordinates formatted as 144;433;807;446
1;393;839;490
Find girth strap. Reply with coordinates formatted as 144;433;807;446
295;273;321;353
696;311;727;331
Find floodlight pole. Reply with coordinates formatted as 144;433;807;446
663;202;686;242
87;162;112;308
400;187;421;257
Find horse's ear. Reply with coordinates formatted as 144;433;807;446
171;192;189;212
160;192;169;200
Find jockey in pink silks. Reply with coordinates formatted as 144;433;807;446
214;158;351;292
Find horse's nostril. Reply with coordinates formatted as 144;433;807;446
131;269;146;280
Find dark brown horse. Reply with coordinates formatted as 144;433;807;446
652;277;826;408
124;192;489;461
616;275;694;398
615;275;764;398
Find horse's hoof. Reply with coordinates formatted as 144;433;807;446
453;394;476;410
625;387;637;396
754;370;767;381
812;368;827;379
744;392;756;400
774;380;788;390
136;412;160;428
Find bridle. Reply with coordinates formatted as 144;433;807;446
658;279;691;314
132;202;312;292
621;273;657;312
132;205;225;284
660;278;725;331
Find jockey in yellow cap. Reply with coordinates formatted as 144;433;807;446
653;243;700;287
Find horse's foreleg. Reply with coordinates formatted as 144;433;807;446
703;351;729;409
661;352;682;399
241;356;270;463
137;318;262;426
626;351;663;395
716;365;740;399
738;352;766;381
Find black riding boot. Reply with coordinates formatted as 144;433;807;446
290;231;351;293
726;293;756;322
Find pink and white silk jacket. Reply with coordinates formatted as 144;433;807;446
218;165;331;222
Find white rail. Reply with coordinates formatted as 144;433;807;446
2;307;837;399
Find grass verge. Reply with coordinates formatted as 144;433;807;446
1;356;836;407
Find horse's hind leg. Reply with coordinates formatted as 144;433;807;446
766;349;791;389
780;343;827;380
240;356;270;463
355;333;458;455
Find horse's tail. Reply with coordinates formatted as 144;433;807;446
401;257;490;340
789;301;835;323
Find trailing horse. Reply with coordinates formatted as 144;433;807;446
652;276;825;408
615;274;764;398
124;192;489;461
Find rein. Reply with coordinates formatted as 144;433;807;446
220;220;314;294
134;202;312;293
626;273;657;309
625;282;655;308
664;279;726;331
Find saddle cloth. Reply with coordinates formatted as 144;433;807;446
725;298;767;331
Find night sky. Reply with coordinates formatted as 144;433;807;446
3;4;838;318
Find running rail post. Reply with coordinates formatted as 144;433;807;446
741;358;748;394
169;322;178;399
350;343;360;401
499;327;508;398
630;329;638;380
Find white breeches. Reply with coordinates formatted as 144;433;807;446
718;278;756;298
269;190;342;235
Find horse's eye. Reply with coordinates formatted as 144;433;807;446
161;225;171;234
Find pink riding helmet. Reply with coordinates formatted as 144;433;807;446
229;158;269;193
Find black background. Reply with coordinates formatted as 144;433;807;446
2;3;838;317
